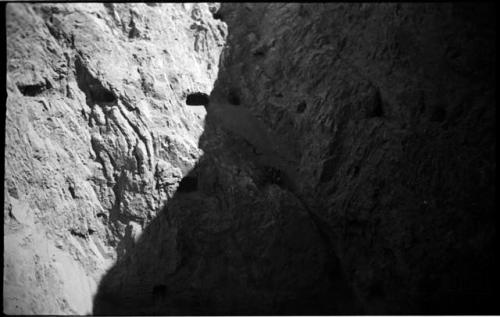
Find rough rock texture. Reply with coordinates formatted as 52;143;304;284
5;3;225;314
5;3;496;316
94;3;496;315
208;3;496;314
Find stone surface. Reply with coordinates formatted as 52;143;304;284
5;3;225;315
207;3;496;314
4;2;496;315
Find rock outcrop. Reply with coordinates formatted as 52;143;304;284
4;3;496;315
5;3;225;314
208;3;497;314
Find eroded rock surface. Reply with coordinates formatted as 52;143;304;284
208;3;496;314
5;3;225;314
95;3;496;315
5;2;496;315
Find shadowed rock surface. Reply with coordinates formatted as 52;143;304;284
4;2;496;315
206;3;497;314
94;3;497;315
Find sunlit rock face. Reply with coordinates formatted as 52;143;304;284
4;3;225;314
5;3;496;316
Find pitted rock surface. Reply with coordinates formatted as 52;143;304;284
4;3;496;315
5;3;225;314
208;3;496;314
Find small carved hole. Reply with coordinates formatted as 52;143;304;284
186;92;210;106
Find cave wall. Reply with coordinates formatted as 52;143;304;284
93;3;495;315
4;3;496;315
210;3;496;314
4;3;225;314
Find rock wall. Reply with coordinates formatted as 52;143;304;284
5;3;496;315
93;3;496;315
4;3;225;314
208;3;496;314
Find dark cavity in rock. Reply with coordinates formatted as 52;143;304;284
212;10;223;21
186;92;210;106
68;185;76;199
75;56;116;105
17;78;52;97
96;212;107;220
69;228;86;239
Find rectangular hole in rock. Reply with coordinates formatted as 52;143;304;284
17;79;50;97
186;92;210;106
